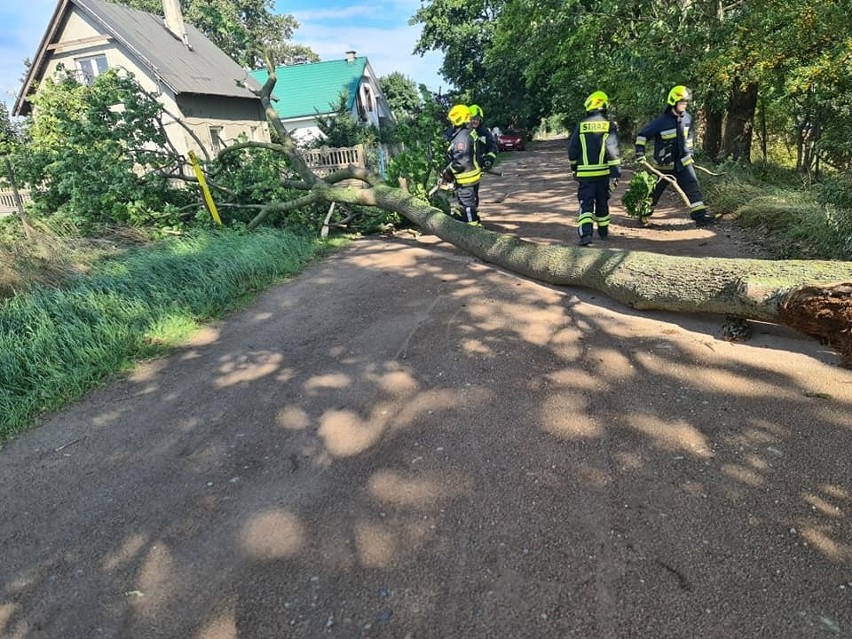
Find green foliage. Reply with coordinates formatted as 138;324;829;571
313;94;373;148
0;103;21;155
112;0;318;67
379;72;423;121
414;0;852;171
817;173;852;211
312;92;398;151
14;70;187;232
621;171;657;218
0;228;334;439
411;0;497;93
385;92;451;201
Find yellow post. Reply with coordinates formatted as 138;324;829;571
187;150;222;224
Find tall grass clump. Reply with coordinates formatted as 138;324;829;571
0;216;104;298
702;162;852;260
0;228;338;440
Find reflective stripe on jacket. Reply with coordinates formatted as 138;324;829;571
635;108;695;171
568;112;621;179
446;127;481;185
474;123;498;164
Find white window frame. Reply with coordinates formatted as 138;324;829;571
75;54;109;85
209;126;224;153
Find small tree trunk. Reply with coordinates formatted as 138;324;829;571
720;80;758;161
702;105;723;160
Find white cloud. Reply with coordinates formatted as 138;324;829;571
287;0;451;93
291;6;376;21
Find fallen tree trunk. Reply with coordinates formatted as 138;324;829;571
246;65;852;365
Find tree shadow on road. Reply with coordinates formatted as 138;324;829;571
1;235;850;638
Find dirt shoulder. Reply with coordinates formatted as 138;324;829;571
1;139;851;638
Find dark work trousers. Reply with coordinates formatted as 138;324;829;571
576;176;611;240
455;183;480;223
650;164;708;221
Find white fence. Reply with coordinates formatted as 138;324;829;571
300;144;366;178
0;188;31;215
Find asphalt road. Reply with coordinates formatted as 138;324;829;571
1;141;851;638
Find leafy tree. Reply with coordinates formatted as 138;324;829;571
210;145;328;230
750;0;852;172
418;0;852;169
379;72;422;121
312;94;381;149
385;87;453;198
411;0;504;93
14;69;185;230
112;0;318;68
0;103;21;154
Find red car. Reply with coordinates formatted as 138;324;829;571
497;129;525;152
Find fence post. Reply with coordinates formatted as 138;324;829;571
3;155;33;237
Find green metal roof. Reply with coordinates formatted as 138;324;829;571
249;57;368;120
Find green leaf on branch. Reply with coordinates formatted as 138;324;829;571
622;171;657;218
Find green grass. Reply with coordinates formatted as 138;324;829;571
0;228;344;440
701;164;852;261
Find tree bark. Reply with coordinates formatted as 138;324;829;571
702;105;723;161
720;80;758;161
247;65;852;365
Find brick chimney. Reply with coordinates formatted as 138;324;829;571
345;50;357;63
163;0;191;49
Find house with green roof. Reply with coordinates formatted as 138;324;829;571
250;51;394;143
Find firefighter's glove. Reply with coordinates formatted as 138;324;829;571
441;169;454;183
483;158;494;171
636;156;648;165
609;178;619;193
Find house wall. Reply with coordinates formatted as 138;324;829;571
42;9;120;85
282;117;325;144
35;6;268;160
353;62;394;128
175;94;269;160
355;68;381;128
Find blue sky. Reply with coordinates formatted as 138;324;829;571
0;0;448;109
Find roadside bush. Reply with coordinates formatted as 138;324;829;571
816;173;852;210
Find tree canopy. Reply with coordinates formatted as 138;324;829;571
411;0;852;171
379;72;423;121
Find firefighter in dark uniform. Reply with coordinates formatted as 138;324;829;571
469;104;497;212
469;105;497;170
568;91;622;246
443;104;483;225
635;85;716;227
